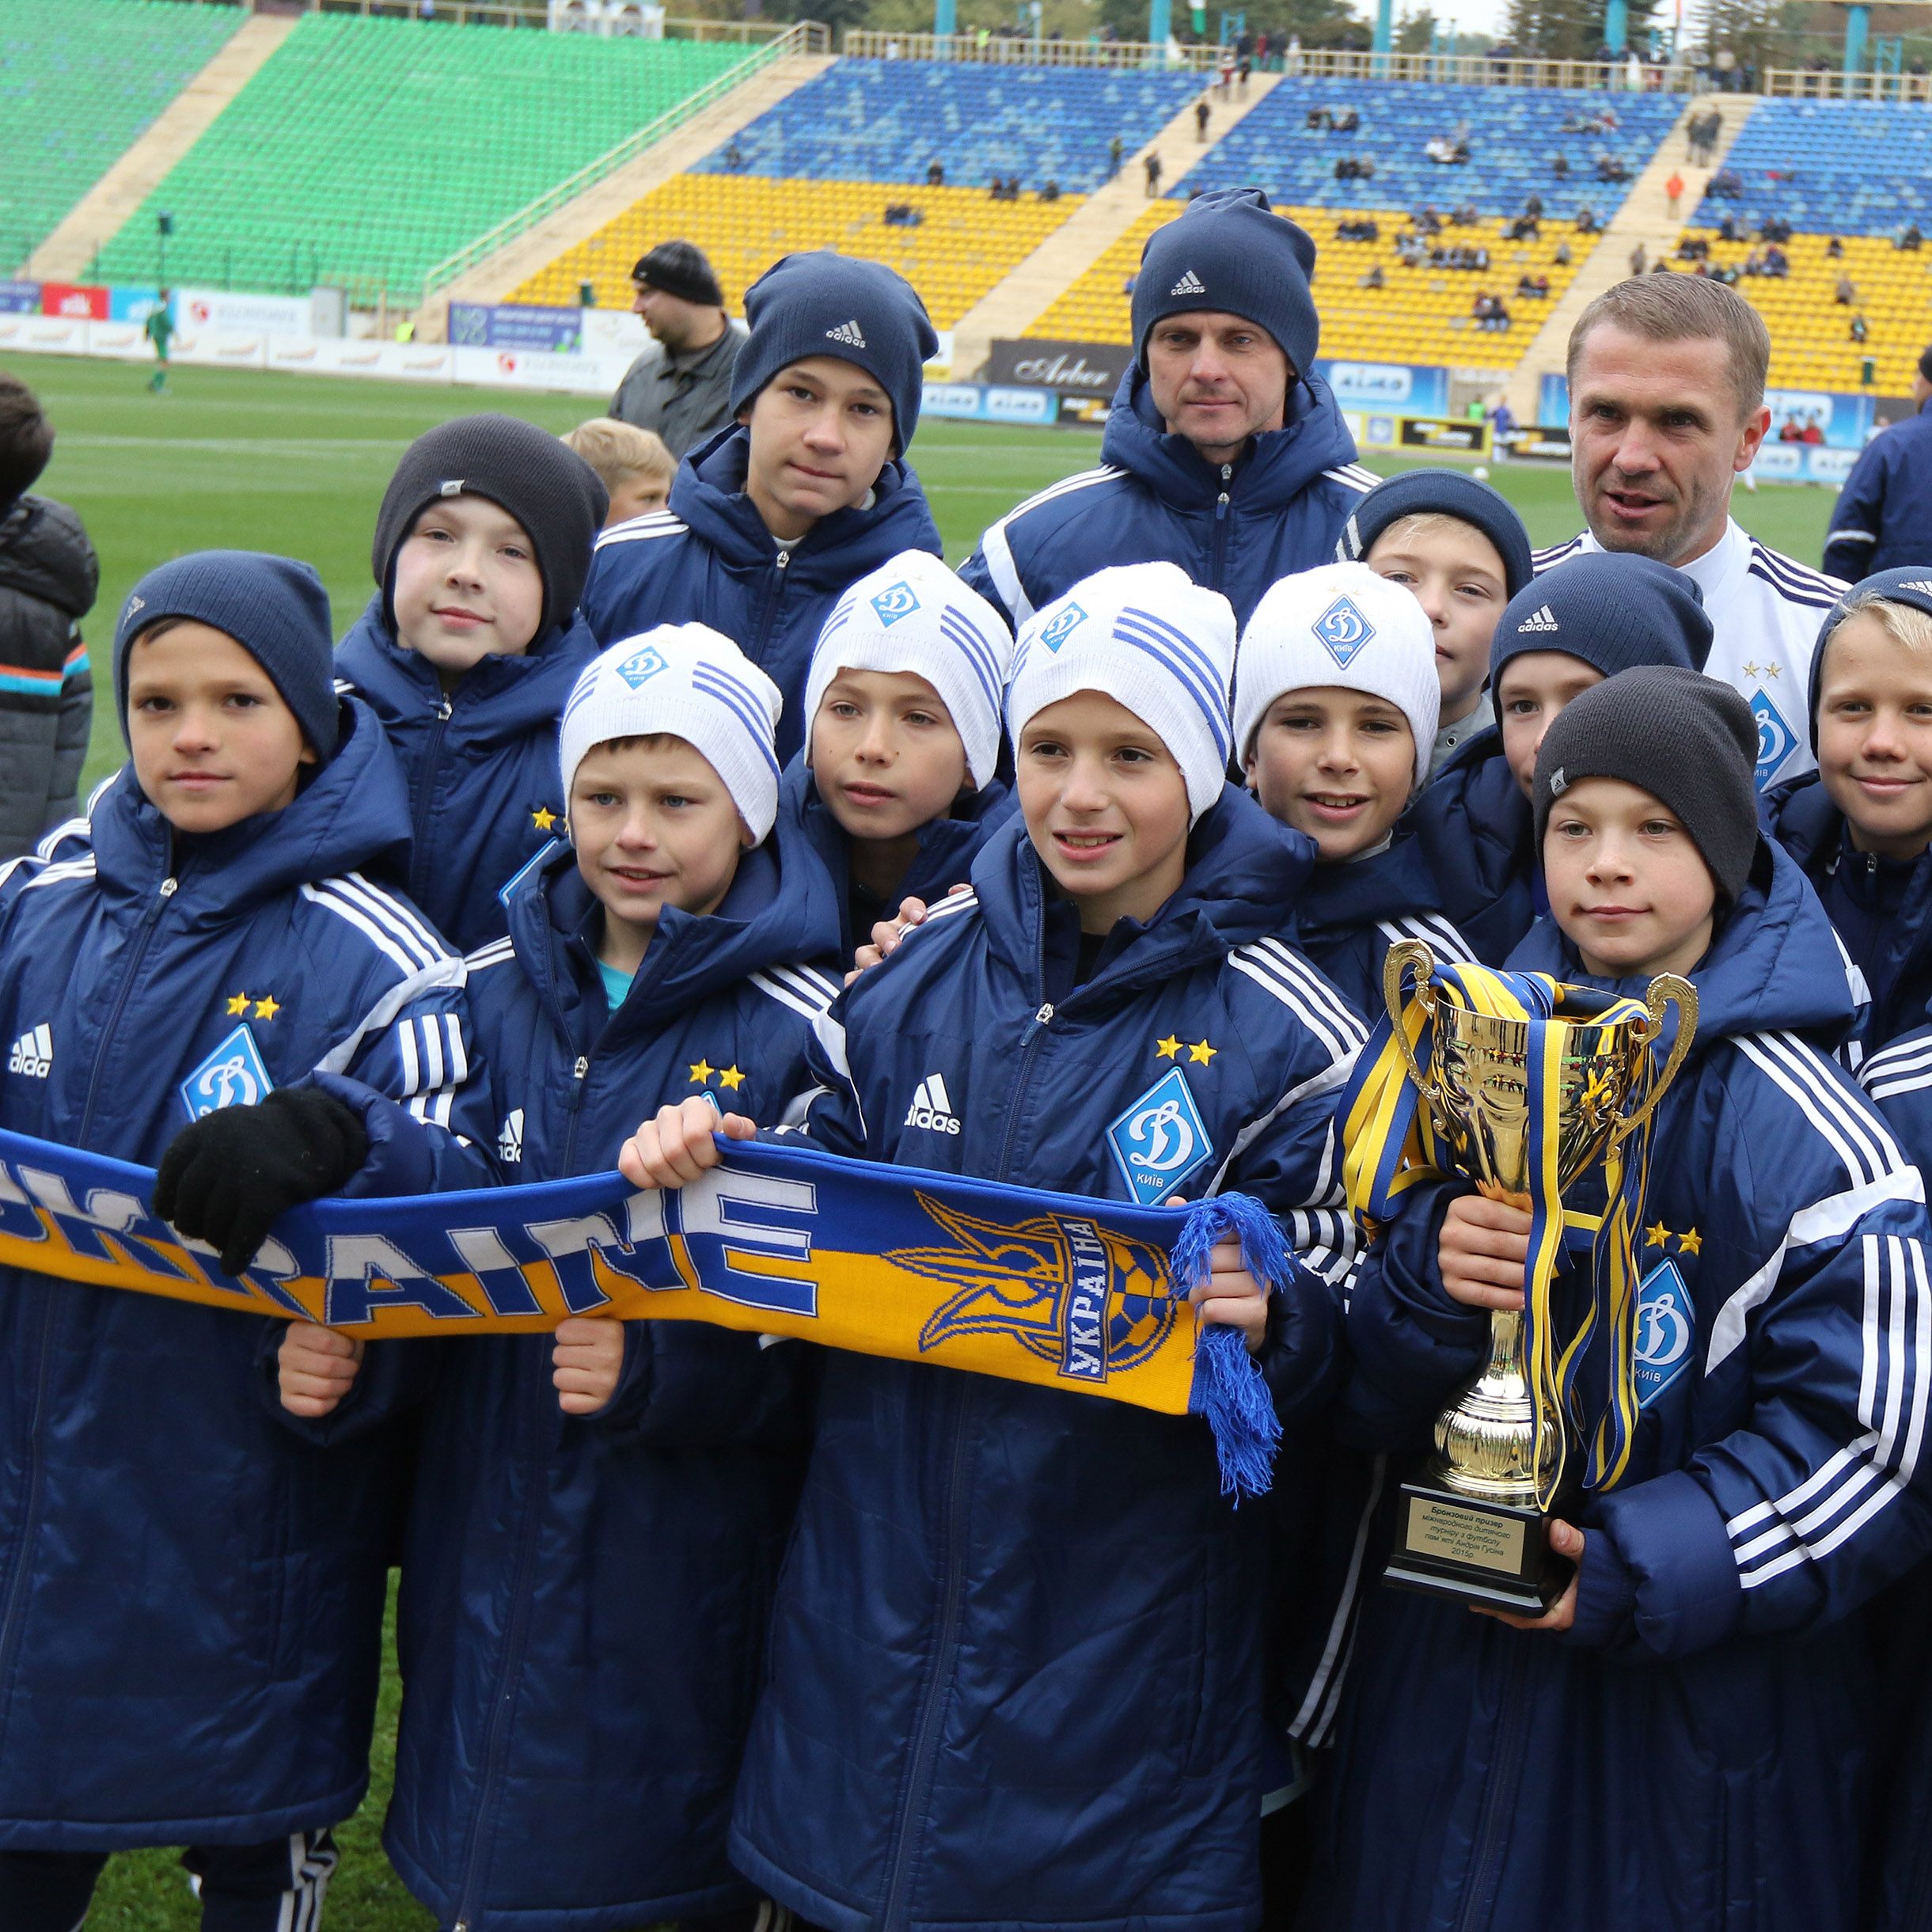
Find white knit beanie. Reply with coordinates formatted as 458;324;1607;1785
559;624;783;841
1235;562;1441;791
1006;563;1237;825
804;550;1015;791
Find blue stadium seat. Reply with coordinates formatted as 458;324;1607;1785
693;58;1203;194
1688;99;1932;236
1171;76;1680;221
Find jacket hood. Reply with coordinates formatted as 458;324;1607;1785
1509;837;1858;1050
670;424;943;587
89;694;415;919
970;781;1316;998
508;804;841;1039
1408;723;1530;860
1760;769;1839;870
1099;367;1360;514
336;595;599;750
0;495;98;619
1294;833;1444;949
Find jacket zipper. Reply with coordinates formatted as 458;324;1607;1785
878;1001;1054;1932
0;871;178;1735
750;548;791;669
408;696;455;904
454;1044;591;1930
1209;463;1233;590
1452;1635;1533;1932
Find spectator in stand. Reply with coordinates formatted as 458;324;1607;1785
1801;412;1826;445
721;141;747;173
1040;179;1061;202
1144;150;1163;197
1765;242;1790;276
0;373;95;861
1897;222;1924;252
1781;416;1805;444
1828;234;1845;258
1851;312;1871;345
1360;263;1386;290
1552;153;1571;179
1837;273;1859;306
1666;168;1685;216
611;241;746;461
927;159;945;186
1336;105;1360;132
1630;241;1649;276
1824;344;1932;576
1106;135;1122;177
1576;204;1602;233
1196;96;1212;140
1555;237;1573;267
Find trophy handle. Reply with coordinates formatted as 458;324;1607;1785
1382;939;1439;1100
1610;973;1699;1146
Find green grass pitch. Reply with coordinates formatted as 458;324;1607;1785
7;351;1839;1929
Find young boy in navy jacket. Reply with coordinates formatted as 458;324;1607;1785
1410;552;1714;962
1765;569;1932;1057
1335;467;1533;776
336;413;609;952
583;252;945;762
1236;560;1470;1018
1314;667;1932;1932
278;625;841;1932
0;552;491;1932
784;548;1015;959
624;561;1362;1932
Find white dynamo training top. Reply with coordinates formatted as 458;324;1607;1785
1533;518;1846;791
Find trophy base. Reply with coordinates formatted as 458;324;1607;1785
1381;1479;1572;1615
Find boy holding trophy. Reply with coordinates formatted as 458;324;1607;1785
1311;667;1932;1932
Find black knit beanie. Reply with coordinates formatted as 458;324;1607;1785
1336;467;1535;599
1494;551;1713;684
630;239;724;308
372;415;609;641
116;551;340;759
1133;188;1321;380
1533;666;1759;902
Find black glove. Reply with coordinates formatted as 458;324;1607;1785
155;1085;370;1277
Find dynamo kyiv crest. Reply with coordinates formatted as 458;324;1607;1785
870;579;921;627
614;643;668;689
1634;1259;1695;1406
1038;602;1088;652
1106;1066;1213;1206
1314;594;1376;668
894;1194;1176;1384
180;1023;274;1122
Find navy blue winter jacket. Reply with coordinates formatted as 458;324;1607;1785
381;829;841;1932
728;789;1364;1932
1310;842;1932;1932
1763;769;1932;1057
1287;833;1475;1019
0;700;492;1850
582;425;944;764
1404;724;1539;966
959;369;1373;631
335;595;598;955
780;756;1016;960
1823;398;1932;581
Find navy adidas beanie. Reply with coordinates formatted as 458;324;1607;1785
1807;566;1932;750
1493;552;1712;685
115;551;340;758
729;251;939;450
1533;664;1759;903
1337;468;1535;599
1132;188;1321;380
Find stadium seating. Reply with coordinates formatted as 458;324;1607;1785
1689;100;1932;236
1676;233;1932;393
1171;76;1680;222
511;175;1080;328
689;56;1202;193
89;12;750;303
1;0;241;267
1030;201;1585;370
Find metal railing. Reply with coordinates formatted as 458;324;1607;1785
419;17;829;300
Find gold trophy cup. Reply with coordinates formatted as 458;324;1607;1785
1377;940;1697;1613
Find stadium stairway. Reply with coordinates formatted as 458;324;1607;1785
947;74;1282;378
1502;93;1760;422
417;46;837;339
25;13;296;284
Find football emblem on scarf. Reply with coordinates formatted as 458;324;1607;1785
896;1196;1176;1385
